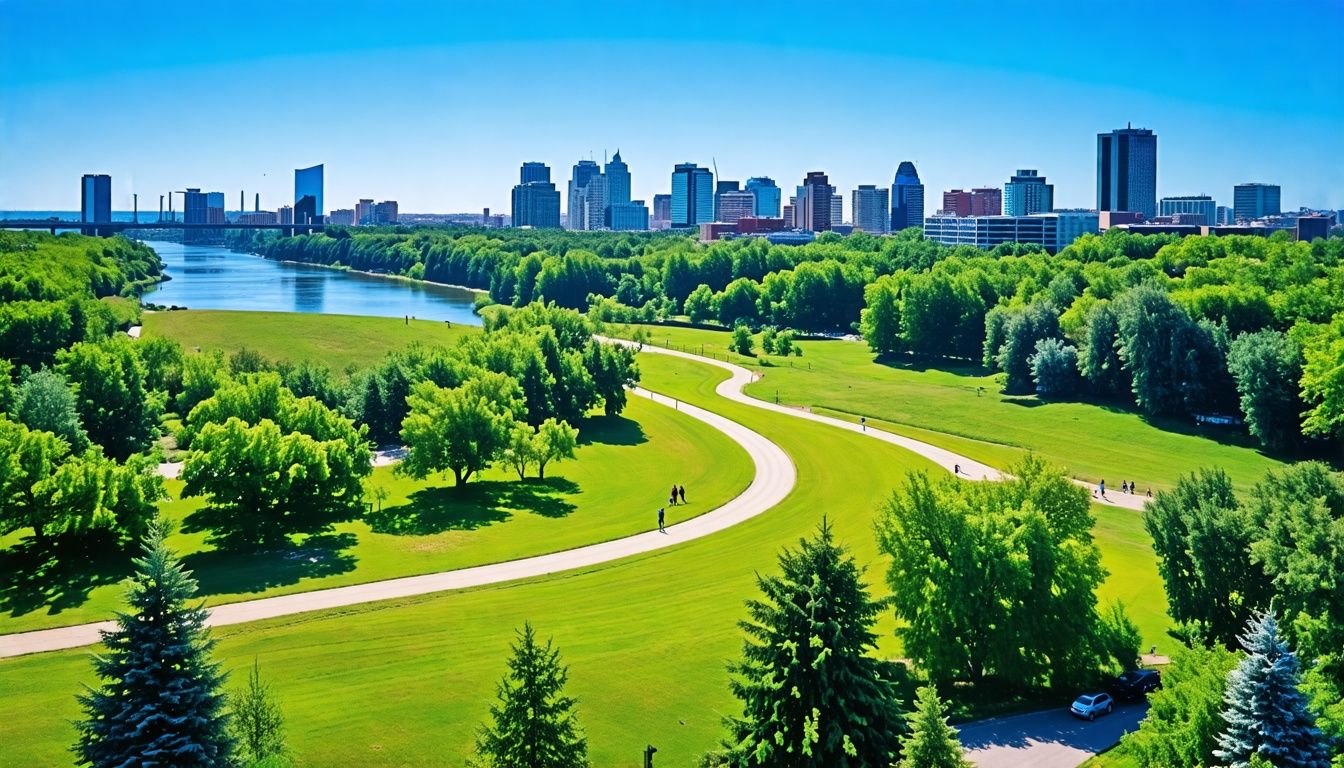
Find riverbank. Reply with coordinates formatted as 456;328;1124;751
272;257;491;300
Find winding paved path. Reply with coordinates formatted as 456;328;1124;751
0;354;795;659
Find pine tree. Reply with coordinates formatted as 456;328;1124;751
1215;612;1331;768
899;685;972;768
473;622;588;768
75;524;233;767
229;659;287;766
723;519;905;767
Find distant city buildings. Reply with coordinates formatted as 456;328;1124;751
852;185;891;233
1217;205;1235;225
373;200;399;225
942;187;1002;217
1160;195;1216;225
1004;170;1054;216
1097;125;1157;219
606;201;649;231
651;194;672;230
80;173;111;235
830;195;843;227
294;164;324;225
797;171;833;232
924;211;1099;254
1233;183;1282;221
671;163;714;227
568;160;604;230
236;211;278;225
1296;215;1331;242
356;199;375;225
716;190;756;224
278;205;294;225
327;209;355;225
745;177;781;218
714;180;740;221
511;162;561;228
890;161;924;231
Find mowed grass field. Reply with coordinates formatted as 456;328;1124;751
2;351;1173;766
142;309;479;372
610;323;1291;494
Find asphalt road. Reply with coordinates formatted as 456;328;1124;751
961;701;1148;767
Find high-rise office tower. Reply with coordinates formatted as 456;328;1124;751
1233;183;1281;221
716;191;756;223
606;200;650;231
851;185;891;233
511;162;561;228
294;164;324;225
604;150;631;207
745;177;781;217
799;171;833;232
1097;125;1157;219
714;180;740;220
1160;195;1216;225
373;200;399;225
890;161;924;231
80;173;111;235
568;160;603;230
1004;170;1055;216
671;163;714;227
830;194;843;226
355;199;375;225
652;194;672;229
943;188;1003;216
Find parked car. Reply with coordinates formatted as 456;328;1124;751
1109;668;1161;700
1070;692;1114;720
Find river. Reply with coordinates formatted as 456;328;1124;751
137;241;482;325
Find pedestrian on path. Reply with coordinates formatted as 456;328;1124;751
954;463;960;475
1099;479;1106;498
678;485;686;504
669;484;679;506
658;507;665;532
860;416;866;432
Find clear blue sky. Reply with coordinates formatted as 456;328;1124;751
2;0;1341;215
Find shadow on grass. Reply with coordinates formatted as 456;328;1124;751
0;534;133;620
872;352;992;377
182;532;358;598
366;477;581;536
578;414;647;447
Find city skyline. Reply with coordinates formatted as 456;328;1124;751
2;1;1341;214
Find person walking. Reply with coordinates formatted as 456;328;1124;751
678;485;686;504
1099;479;1106;498
669;484;678;506
658;507;665;532
1122;480;1129;494
954;463;960;475
860;416;867;432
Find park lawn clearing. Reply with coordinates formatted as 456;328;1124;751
142;309;479;373
610;323;1291;494
0;394;750;634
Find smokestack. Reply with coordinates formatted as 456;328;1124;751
254;192;259;212
240;190;244;215
133;193;138;224
159;195;164;223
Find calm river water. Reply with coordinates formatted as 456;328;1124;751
138;241;482;325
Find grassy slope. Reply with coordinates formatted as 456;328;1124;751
611;323;1290;494
0;394;751;634
142;310;478;373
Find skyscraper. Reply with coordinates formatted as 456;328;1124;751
671;163;714;227
942;188;1002;216
356;199;375;225
294;164;324;224
80;173;111;235
799;171;833;232
604;151;631;207
716;191;756;223
830;195;843;227
1233;183;1281;221
1159;195;1216;225
890;161;924;231
511;162;561;228
652;194;672;229
606;201;650;231
714;180;740;221
568;160;603;230
373;200;399;225
1097;125;1157;219
851;185;891;233
1004;170;1054;216
745;177;781;217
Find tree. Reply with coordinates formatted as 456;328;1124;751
535;418;578;480
993;303;1060;393
860;275;903;355
1121;644;1239;768
1227;330;1304;451
1078;300;1129;398
731;324;754;356
716;277;761;327
760;326;778;355
504;422;539;480
75;525;234;767
877;456;1112;689
0;416;70;542
472;622;588;768
722;520;905;767
684;283;715;324
13;368;89;451
1030;337;1080;397
57;336;157;460
900;270;985;359
898;686;971;768
229;660;287;767
1113;284;1218;416
1215;613;1331;768
1296;315;1344;441
583;340;638;417
774;330;796;357
399;372;524;487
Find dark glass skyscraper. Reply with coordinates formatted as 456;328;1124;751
1097;125;1157;219
80;173;111;235
604;151;631;206
745;177;781;217
671;163;713;227
294;164;324;224
520;162;550;184
511;162;561;228
890;161;924;231
800;171;832;232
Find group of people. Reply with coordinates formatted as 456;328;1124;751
657;484;688;532
1095;479;1152;499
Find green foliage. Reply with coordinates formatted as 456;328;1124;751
877;456;1115;689
75;525;234;767
472;623;588;768
715;277;761;327
898;686;971;768
135;334;186;400
57;336;159;461
13;368;89;451
722;520;905;767
229;660;288;768
684;283;715;324
1030;337;1080;397
730;324;754;356
535;418;579;480
399;373;525;487
860;274;903;355
773;330;795;357
900;269;985;359
1296;314;1344;440
1121;644;1239;768
991;302;1061;393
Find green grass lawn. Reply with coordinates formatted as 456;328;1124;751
0;350;1173;766
0;394;750;634
142;310;479;372
610;323;1293;494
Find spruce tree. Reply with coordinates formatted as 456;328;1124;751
473;622;588;768
723;519;905;767
1215;612;1331;768
229;659;287;766
899;686;972;768
75;524;233;767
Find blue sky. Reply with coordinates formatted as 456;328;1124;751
2;0;1341;215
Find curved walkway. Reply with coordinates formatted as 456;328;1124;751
0;359;795;658
605;338;1147;512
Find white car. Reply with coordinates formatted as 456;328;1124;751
1070;692;1114;721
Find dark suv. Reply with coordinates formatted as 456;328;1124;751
1109;668;1161;700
